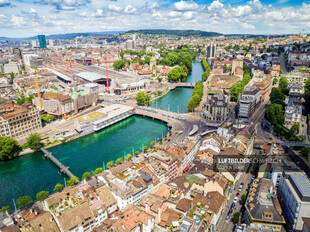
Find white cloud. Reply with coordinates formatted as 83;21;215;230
124;5;136;14
168;11;182;17
30;8;37;13
174;1;198;11
232;5;251;16
94;9;103;16
11;15;26;26
240;22;255;29
208;0;223;11
108;4;122;12
183;11;194;20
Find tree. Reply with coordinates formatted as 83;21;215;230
143;145;148;152
0;206;9;213
82;171;92;180
67;176;79;186
16;195;33;208
241;194;247;205
116;157;123;165
233;212;241;224
136;91;151;106
40;114;55;123
126;153;132;160
134;151;139;156
279;76;289;95
265;104;284;126
305;77;310;108
26;133;43;150
0;136;22;161
93;168;103;175
150;140;155;148
270;87;285;105
106;161;114;168
272;78;278;85
36;190;49;201
54;183;64;192
113;59;126;71
16;95;26;105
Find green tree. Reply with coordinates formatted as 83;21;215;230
54;183;64;192
150;140;155;148
265;104;284;126
0;136;22;161
67;176;79;186
279;76;289;95
233;212;241;224
106;161;114;168
272;78;278;85
241;194;247;205
40;114;55;123
0;206;9;213
16;195;33;208
134;151;139;156
304;77;310;108
136;91;151;106
82;171;92;180
26;133;43;150
36;190;49;201
113;59;126;71
25;95;34;103
93;168;103;175
270;87;285;105
126;153;132;160
16;95;26;105
116;157;123;165
143;145;148;152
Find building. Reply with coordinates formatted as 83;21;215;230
33;91;73;117
149;151;178;181
3;62;20;74
202;90;229;123
112;205;155;232
75;104;134;134
38;35;47;49
0;99;42;139
278;172;310;231
245;178;285;232
238;86;261;119
289;83;304;104
284;101;302;129
23;54;43;67
207;44;216;58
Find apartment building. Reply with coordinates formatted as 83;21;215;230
245;178;285;232
238;86;261;119
0;99;42;139
203;91;229;123
278;172;310;231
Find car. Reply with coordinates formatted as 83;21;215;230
233;197;238;203
236;193;240;198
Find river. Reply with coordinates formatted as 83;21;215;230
0;116;168;208
150;61;204;113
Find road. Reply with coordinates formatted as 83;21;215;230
216;172;252;232
279;54;288;74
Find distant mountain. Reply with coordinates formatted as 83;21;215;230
0;31;124;41
126;29;222;37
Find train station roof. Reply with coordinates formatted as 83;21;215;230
76;72;105;82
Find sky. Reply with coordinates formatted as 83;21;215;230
0;0;309;37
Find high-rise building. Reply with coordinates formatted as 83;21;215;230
37;34;47;48
206;44;217;58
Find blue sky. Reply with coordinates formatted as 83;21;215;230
0;0;309;37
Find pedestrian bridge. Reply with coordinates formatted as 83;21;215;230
170;83;195;90
254;139;310;148
40;148;75;178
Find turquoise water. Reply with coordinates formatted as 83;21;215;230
0;116;168;209
150;61;204;113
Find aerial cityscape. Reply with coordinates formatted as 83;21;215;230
0;0;310;232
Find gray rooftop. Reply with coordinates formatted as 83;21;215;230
289;173;310;201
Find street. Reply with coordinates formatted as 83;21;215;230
216;172;252;232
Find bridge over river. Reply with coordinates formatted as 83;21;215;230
170;82;195;90
40;148;75;178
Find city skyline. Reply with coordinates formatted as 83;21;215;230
0;0;309;37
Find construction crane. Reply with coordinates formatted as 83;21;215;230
33;76;42;111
